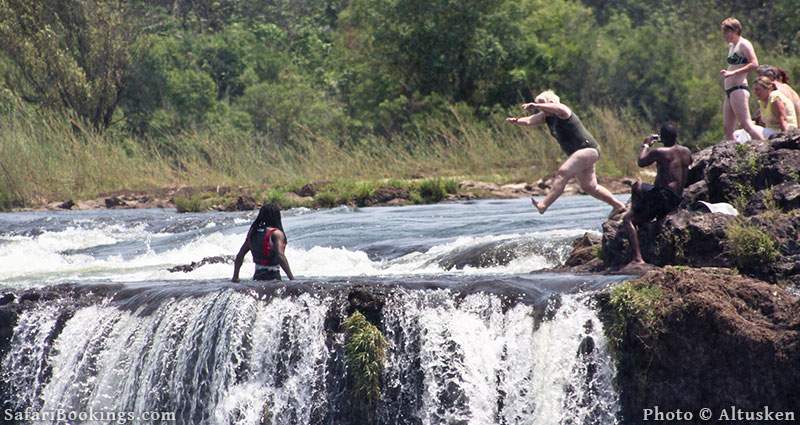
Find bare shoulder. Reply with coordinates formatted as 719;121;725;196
741;38;756;52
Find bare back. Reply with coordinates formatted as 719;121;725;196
653;145;692;196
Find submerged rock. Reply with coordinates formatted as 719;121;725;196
597;267;800;424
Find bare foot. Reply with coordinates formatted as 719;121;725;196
619;259;653;275
530;197;546;214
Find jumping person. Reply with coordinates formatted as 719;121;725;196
232;203;294;282
720;17;761;141
622;123;692;267
506;90;626;217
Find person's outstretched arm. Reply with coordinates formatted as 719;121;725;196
274;230;294;280
525;102;571;119
506;111;546;126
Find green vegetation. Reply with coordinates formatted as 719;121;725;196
0;1;798;208
606;280;664;349
726;220;779;271
343;311;388;416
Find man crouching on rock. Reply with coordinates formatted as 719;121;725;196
622;123;692;267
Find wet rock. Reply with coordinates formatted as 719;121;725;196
167;255;234;273
233;195;257;211
58;200;75;210
557;232;605;273
346;287;385;329
104;196;126;208
364;187;409;206
597;267;800;423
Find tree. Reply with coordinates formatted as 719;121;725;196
0;0;135;129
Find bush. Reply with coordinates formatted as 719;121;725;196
314;191;339;208
417;178;447;203
174;195;205;213
343;311;387;414
726;221;779;271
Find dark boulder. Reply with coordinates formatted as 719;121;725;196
104;196;126;208
602;210;735;269
167;255;234;273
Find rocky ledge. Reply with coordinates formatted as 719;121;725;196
562;131;800;285
597;267;799;424
558;131;800;424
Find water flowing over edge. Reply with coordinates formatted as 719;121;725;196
0;284;619;425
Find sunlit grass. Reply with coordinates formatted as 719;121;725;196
0;105;647;208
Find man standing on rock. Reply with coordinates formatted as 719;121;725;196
506;90;627;217
622;123;692;267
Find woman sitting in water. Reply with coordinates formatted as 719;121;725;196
506;90;626;218
232;203;294;282
734;76;798;142
719;17;762;141
757;65;800;125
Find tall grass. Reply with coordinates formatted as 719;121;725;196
0;105;648;207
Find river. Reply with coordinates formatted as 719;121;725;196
0;196;628;425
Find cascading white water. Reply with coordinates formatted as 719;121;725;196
2;291;332;425
380;291;618;425
1;288;618;425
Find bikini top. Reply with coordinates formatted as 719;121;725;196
727;50;748;65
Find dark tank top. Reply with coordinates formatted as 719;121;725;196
250;226;280;267
545;113;599;155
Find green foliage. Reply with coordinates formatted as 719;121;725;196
343;311;388;412
726;221;779;271
173;195;205;213
734;143;759;177
314;191;339;208
416;178;454;203
607;280;664;348
0;0;134;129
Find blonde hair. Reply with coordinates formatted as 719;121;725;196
721;17;742;35
754;76;776;91
534;90;560;104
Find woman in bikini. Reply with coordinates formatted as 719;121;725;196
720;17;761;141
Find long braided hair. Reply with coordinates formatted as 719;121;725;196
249;203;286;242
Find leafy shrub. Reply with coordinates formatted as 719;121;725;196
174;195;205;213
343;311;387;411
417;178;447;203
726;221;779;271
314;191;338;208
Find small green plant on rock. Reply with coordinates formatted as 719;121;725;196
607;281;664;350
733;143;759;177
725;220;779;271
344;311;388;410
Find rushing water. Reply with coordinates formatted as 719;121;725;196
0;196;628;424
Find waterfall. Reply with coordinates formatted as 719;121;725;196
0;285;618;425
